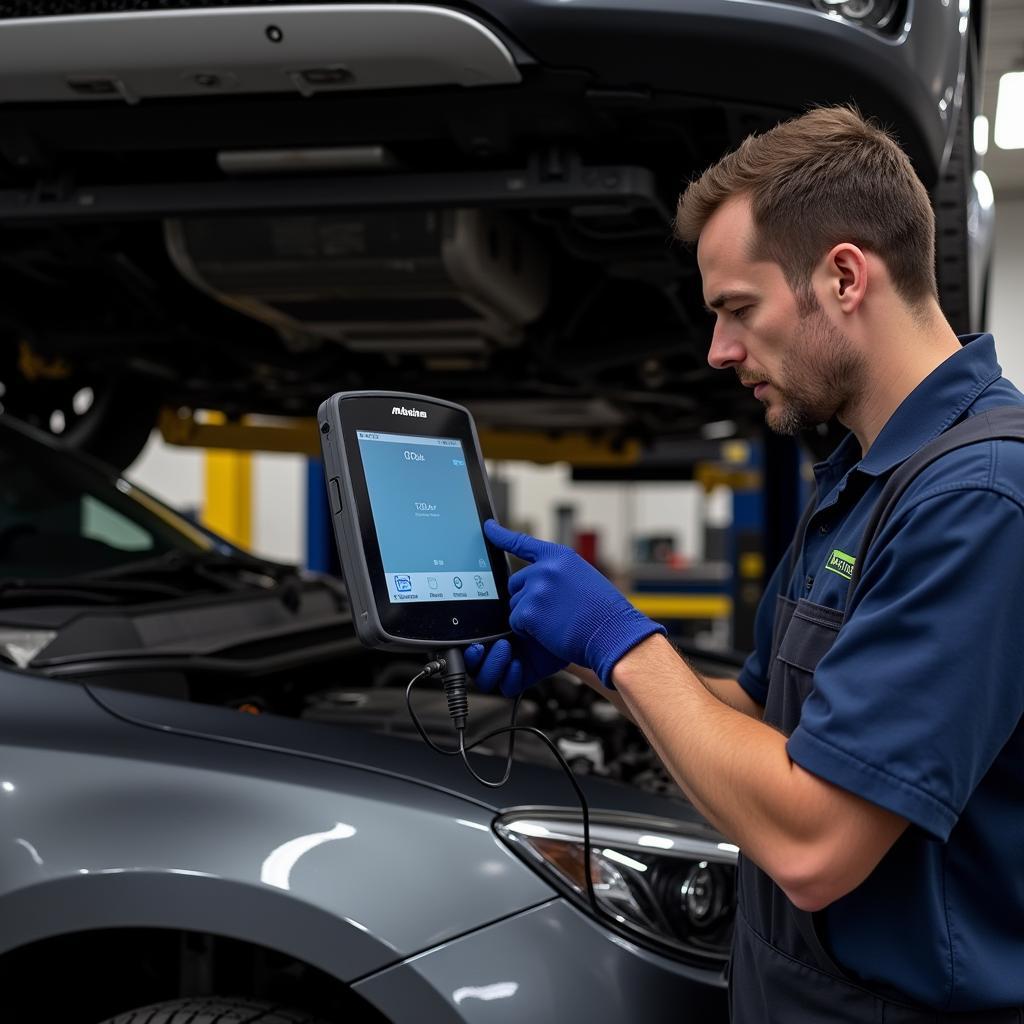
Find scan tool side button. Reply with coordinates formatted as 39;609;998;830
329;477;343;515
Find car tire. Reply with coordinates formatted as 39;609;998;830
98;995;335;1024
0;338;160;469
57;373;161;471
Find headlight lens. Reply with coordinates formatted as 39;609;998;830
811;0;901;29
495;811;737;967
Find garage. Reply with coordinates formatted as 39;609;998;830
0;1;1022;1021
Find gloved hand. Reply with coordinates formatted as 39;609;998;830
465;636;566;698
484;519;666;686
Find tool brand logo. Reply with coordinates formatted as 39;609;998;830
392;405;427;419
824;549;856;581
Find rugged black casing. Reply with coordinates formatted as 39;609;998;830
317;390;511;651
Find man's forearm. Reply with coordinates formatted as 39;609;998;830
699;674;764;719
611;636;805;861
569;664;637;723
610;633;907;909
571;662;762;723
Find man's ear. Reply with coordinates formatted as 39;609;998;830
820;243;868;314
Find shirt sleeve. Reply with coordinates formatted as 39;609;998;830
787;484;1024;841
737;550;792;707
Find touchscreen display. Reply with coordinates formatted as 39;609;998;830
356;430;497;604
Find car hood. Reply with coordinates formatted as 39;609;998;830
0;579;354;672
88;681;706;824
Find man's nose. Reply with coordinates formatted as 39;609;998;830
707;320;745;370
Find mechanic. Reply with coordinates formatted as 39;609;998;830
465;106;1024;1022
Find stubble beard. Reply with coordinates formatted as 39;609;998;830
758;306;865;437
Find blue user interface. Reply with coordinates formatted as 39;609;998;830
356;430;497;604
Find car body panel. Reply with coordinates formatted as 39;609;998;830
86;680;711;823
0;669;558;979
353;900;727;1022
468;0;967;182
0;0;967;184
0;4;523;103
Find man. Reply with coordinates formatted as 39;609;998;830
466;106;1024;1021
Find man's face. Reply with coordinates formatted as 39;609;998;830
696;195;865;435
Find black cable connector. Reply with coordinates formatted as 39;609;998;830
406;654;603;922
439;647;469;732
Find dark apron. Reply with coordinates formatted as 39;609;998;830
729;408;1024;1024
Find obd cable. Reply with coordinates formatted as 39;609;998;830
406;649;602;920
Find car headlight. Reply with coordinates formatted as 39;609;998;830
0;628;57;668
811;0;901;30
495;810;737;968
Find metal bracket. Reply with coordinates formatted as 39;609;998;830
0;161;669;224
158;408;643;466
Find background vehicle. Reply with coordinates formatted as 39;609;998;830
0;0;990;468
0;415;738;1021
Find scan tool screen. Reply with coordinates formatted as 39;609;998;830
356;430;498;604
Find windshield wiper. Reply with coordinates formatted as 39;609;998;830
83;548;307;610
0;576;187;606
86;548;295;585
0;551;308;611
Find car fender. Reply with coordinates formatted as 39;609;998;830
0;671;555;979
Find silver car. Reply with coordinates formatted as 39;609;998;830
0;414;737;1022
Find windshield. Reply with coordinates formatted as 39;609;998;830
0;419;212;579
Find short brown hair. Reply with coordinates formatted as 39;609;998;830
675;105;936;308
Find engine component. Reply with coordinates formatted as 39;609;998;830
165;209;550;355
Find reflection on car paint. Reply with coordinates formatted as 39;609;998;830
455;818;491;832
452;982;519;1004
13;837;44;867
260;822;358;891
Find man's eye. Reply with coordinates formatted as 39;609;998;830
731;306;751;321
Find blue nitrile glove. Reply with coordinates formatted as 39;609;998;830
483;519;667;686
465;636;566;698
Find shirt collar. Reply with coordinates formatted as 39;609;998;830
819;333;1002;484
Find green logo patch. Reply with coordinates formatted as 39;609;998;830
824;549;856;581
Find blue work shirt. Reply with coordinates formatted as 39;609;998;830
738;334;1024;1011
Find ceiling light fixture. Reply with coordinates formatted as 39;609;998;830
973;115;989;156
994;72;1024;150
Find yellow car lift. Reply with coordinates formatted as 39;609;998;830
160;406;643;555
158;407;643;466
162;408;737;623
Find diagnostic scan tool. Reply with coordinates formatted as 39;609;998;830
317;391;511;651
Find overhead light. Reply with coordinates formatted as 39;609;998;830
973;115;989;156
972;170;994;213
994;72;1024;150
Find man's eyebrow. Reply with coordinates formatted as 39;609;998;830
704;290;757;314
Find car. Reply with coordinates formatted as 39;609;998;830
0;412;742;1022
0;0;992;469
